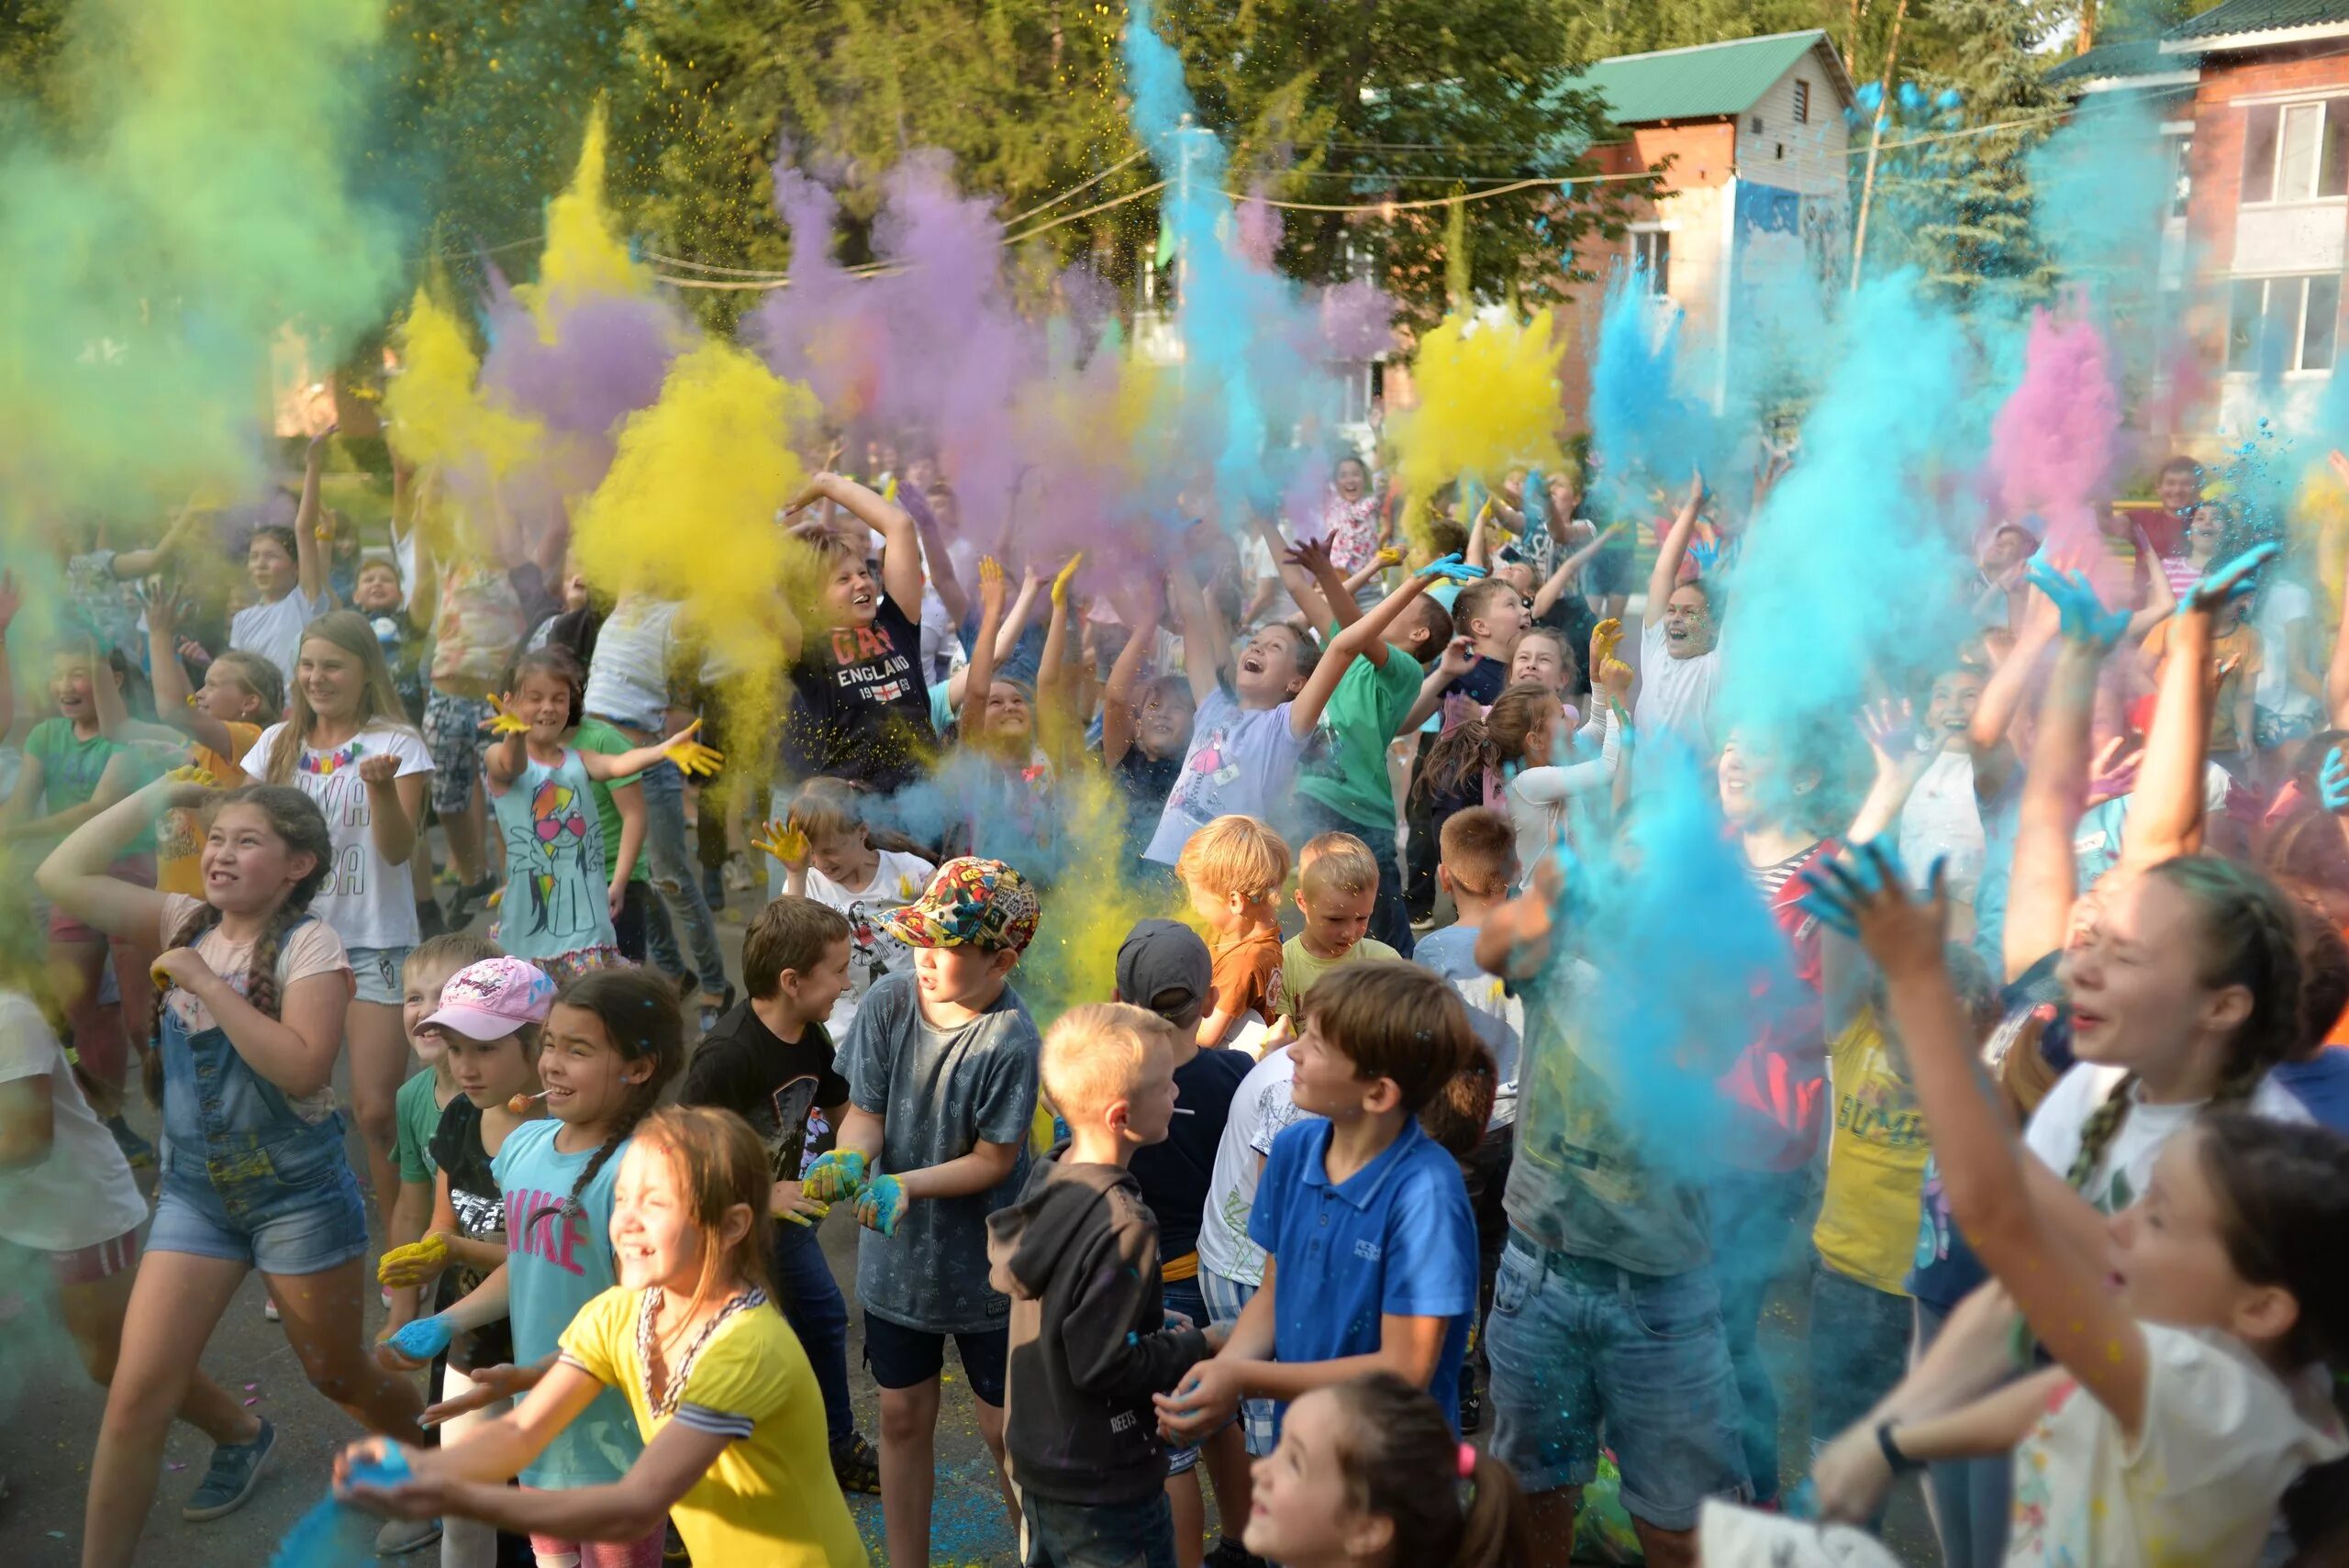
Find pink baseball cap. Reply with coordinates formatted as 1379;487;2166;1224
423;957;557;1040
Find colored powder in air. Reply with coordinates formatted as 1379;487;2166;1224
1388;309;1566;549
1987;306;2120;583
513;107;647;331
1589;263;1726;512
269;1446;407;1568
383;291;545;494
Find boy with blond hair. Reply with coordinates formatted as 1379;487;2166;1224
1175;815;1291;1049
988;1003;1218;1566
1276;831;1400;1021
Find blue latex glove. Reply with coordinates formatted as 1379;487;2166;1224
854;1173;907;1236
2021;557;2129;649
1414;551;1486;583
385;1314;454;1362
1796;837;1940;941
802;1150;867;1204
2322;745;2349;815
2179;539;2280;616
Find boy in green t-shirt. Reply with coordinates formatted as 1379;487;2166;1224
1278;832;1402;1019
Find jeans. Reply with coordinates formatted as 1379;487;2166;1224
1706;1164;1812;1507
1288;795;1414;958
1913;1297;2008;1568
1805;1263;1912;1453
769;1218;853;1445
1020;1490;1177;1568
637;758;727;994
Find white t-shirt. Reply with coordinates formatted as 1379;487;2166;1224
156;893;354;1123
1899;750;1987;905
1632;618;1723;758
241;723;435;952
2251;580;2319;720
230;586;328;692
2023;1062;2310;1214
780;849;936;1037
1504;703;1620;884
0;992;149;1251
1196;1045;1318;1286
583;597;683;732
919;537;980;679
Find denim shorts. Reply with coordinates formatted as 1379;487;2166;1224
421;690;493;815
1197;1269;1273;1456
150;1133;372;1275
1020;1489;1177;1568
862;1309;1008;1407
1160;1273;1209;1475
1485;1231;1749;1531
347;944;411;1006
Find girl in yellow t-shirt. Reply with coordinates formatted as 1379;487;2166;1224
338;1104;866;1567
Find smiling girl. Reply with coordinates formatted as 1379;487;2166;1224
340;1105;868;1566
38;776;425;1566
228;428;336;690
242;610;432;1227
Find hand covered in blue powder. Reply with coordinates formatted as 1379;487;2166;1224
1414;552;1486;583
2022;558;2129;650
2323;746;2349;815
802;1151;867;1204
854;1173;907;1236
332;1439;447;1527
384;1314;454;1364
1797;839;1947;971
2180;539;2280;617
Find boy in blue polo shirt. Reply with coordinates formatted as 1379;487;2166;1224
1152;962;1481;1445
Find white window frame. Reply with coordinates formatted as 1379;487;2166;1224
1793;78;1810;125
2225;273;2342;376
1630;226;1673;296
2240;97;2349;206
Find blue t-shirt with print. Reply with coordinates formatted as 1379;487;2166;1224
1248;1117;1477;1438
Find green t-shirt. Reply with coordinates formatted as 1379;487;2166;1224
25;717;153;852
1278;933;1402;1020
1294;634;1423;830
395;1065;451;1185
570;719;648;886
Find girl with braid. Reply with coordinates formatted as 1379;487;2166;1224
403;966;685;1568
37;775;426;1567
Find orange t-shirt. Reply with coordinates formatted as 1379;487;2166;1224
155;722;261;896
1209;927;1286;1032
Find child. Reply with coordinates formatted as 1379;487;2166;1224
382;934;500;1356
679;895;882;1494
2142;592;2264;784
1175;815;1291;1050
1419;682;1623;889
423;964;687;1568
37;776;425;1567
1241;1373;1529;1568
801;857;1043;1568
1279;833;1402;1019
228;431;336;688
1716;843;2349;1567
987;1002;1218;1565
1156;963;1480;1446
1412;808;1524;1081
482;647;720;984
141;587;282;896
339;1106;869;1566
1099;591;1197;863
385;955;556;1568
763;775;936;1035
353;556;429;724
244;608;435;1222
1194;1009;1304;1461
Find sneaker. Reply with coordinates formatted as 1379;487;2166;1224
374;1516;442;1555
829;1430;881;1495
700;864;727;913
183;1418;275;1521
106;1115;155;1170
1458;1377;1483;1435
262;1296;280;1322
415;899;448;940
444;874;498;929
721;853;754;894
662;1517;692;1562
698;982;735;1036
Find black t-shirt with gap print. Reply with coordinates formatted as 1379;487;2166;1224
780;595;938;794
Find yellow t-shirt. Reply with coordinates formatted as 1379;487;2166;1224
1812;1007;1929;1295
156;722;262;895
1277;934;1402;1020
557;1286;867;1568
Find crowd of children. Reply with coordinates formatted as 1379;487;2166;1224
2;429;2347;1568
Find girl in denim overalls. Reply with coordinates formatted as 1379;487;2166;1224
37;774;427;1568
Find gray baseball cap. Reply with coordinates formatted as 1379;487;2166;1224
1115;918;1212;1021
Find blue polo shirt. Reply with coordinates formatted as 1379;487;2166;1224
1248;1117;1478;1437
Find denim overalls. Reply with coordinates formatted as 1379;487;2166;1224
151;917;369;1272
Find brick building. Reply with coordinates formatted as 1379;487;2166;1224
2052;0;2349;450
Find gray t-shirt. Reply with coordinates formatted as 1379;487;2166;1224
1142;688;1304;865
841;972;1041;1333
1503;960;1709;1276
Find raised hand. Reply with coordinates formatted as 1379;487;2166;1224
853;1173;907;1235
977;555;1008;621
801;1150;867;1204
1590;617;1624;673
2021;558;2129;649
750;818;810;869
480;694;530;736
1372;545;1403;569
1051;551;1085;607
2087;735;2143;806
1796;838;1947;972
1435;634;1476;680
1282;537;1334;580
2180;539;2280;616
660;718;723;779
1415;551;1486;583
161;763;221;806
2322;745;2349;815
1858;698;1919;764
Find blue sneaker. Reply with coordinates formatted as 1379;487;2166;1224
182;1418;273;1521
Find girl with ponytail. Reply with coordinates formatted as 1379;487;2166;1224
407;965;685;1568
38;774;425;1566
1241;1372;1528;1568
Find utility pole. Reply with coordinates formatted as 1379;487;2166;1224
1848;0;1912;293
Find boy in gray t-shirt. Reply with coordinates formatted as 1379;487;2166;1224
803;856;1043;1563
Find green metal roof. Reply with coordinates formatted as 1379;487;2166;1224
1577;29;1848;126
2165;0;2349;44
2044;38;2196;84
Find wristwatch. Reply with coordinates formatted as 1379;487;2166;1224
1876;1419;1922;1478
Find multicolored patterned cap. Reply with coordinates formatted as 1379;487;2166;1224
422;956;557;1040
880;857;1041;954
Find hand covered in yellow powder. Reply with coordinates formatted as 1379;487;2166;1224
660;719;723;779
376;1232;451;1288
1051;552;1085;607
751;818;809;870
480;694;531;737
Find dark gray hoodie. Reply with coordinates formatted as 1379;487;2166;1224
986;1150;1212;1505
